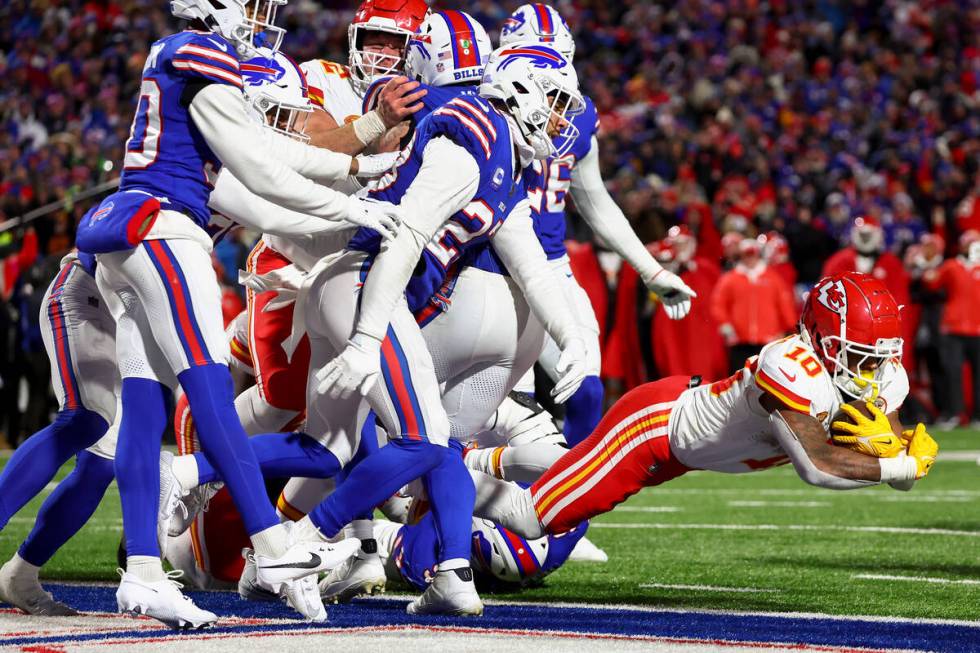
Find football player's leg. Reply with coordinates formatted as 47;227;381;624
243;241;305;432
539;264;604;446
0;267;115;529
278;477;334;522
110;241;287;558
530;376;692;534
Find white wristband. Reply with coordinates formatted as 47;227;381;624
352;110;387;146
878;455;917;483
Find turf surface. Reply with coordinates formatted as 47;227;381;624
1;429;977;622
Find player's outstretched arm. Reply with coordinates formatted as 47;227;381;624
491;202;587;403
770;404;936;490
569;137;695;319
188;84;356;215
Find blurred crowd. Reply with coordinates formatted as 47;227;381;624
2;0;980;444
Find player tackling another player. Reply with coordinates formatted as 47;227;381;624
0;0;944;633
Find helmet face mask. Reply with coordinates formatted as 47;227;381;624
171;0;285;58
480;44;583;160
241;49;313;143
347;0;430;94
800;274;903;401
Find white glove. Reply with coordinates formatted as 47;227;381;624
315;333;383;400
354;151;401;178
645;269;697;320
238;265;307;312
550;337;588;404
345;195;401;242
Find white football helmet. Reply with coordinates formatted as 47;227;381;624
405;10;491;87
470;519;549;584
171;0;286;57
499;3;575;62
479;44;583;159
348;0;430;94
241;48;313;143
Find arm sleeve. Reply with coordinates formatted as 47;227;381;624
188;84;354;217
208;170;351;236
569;136;663;283
354;137;480;342
491;201;579;348
770;411;877;489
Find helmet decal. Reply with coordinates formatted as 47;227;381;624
497;46;567;70
815;279;847;315
501;12;526;37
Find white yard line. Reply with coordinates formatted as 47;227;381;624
591;522;980;537
639;582;782;594
609;506;681;513
937;451;980;462
853;573;980;586
727;500;831;508
643;487;980;498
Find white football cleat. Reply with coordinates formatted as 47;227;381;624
0;559;77;616
282;574;327;622
568;536;609;563
255;538;360;594
238;549;280;602
116;570;217;630
157;451;185;559
168;481;223;538
406;568;483;616
318;548;386;603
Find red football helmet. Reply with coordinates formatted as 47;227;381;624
800;272;903;399
348;0;429;93
665;225;696;263
850;216;884;255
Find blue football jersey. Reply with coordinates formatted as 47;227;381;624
119;31;244;229
361;77;480;118
347;93;527;320
466;95;599;275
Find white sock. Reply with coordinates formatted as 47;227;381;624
346;519;375;557
127;556;166;583
292;516;329;543
437;558;469;572
469;470;544;539
5;554;40;581
251;523;289;559
170;455;199;490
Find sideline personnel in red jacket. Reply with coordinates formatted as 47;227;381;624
923;229;980;428
711;238;797;372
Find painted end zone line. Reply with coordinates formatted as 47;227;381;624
640;583;782;594
591;522;980;537
853;574;980;586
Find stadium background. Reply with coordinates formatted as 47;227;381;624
1;1;979;649
2;0;980;443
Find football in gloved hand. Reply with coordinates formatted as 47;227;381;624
829;398;906;457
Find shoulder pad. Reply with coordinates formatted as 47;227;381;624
754;337;826;414
427;96;499;162
169;32;242;89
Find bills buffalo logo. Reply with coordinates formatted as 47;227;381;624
498;46;566;70
91;202;114;223
816;279;847;314
240;56;287;88
501;12;526;36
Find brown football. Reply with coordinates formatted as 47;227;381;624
830;397;903;438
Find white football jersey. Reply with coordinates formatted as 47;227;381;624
667;334;909;473
301;59;364;128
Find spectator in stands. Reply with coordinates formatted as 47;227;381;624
710;237;796;373
907;233;949;423
923;230;980;429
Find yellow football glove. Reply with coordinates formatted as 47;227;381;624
830;402;903;458
902;423;939;479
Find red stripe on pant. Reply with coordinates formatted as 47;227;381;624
530;376;693;534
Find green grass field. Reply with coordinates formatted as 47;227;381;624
2;430;978;622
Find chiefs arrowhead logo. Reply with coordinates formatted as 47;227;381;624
816;280;847;315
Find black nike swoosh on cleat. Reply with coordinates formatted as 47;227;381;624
262;553;322;570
